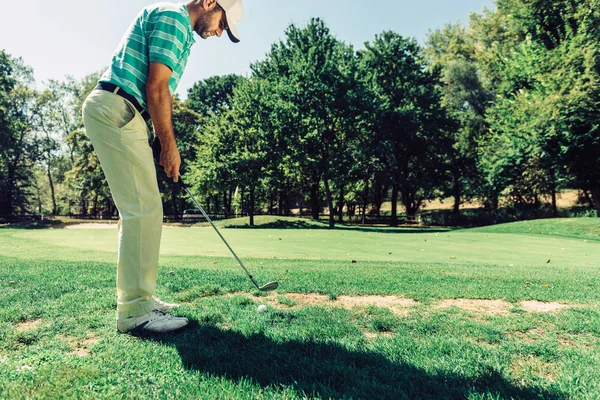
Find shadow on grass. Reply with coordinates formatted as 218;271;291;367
224;219;452;234
0;219;67;230
136;320;563;400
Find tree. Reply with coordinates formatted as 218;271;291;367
0;51;38;217
252;18;362;228
426;23;493;221
186;74;243;217
359;32;452;225
478;0;600;216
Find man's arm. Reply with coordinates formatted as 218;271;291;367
147;61;181;183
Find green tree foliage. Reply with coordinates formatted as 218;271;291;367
481;0;600;216
0;51;38;217
426;23;493;220
360;32;452;225
187;74;243;116
252;18;363;228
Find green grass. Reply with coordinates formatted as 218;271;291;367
0;217;599;399
472;217;600;242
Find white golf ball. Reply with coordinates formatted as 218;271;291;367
257;304;268;313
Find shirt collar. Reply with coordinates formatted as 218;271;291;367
181;4;197;46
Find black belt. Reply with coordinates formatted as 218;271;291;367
94;82;151;122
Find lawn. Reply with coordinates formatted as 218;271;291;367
0;217;599;399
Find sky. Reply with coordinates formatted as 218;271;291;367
1;0;494;98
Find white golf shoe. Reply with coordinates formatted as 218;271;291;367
152;297;180;311
117;310;188;333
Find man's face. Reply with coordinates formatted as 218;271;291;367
195;5;228;39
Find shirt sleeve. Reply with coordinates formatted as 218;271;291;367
147;10;189;71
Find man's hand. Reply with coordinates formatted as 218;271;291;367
159;141;181;183
147;62;180;182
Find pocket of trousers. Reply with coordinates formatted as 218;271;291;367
84;90;139;131
119;98;141;132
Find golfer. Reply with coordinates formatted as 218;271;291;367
82;0;243;333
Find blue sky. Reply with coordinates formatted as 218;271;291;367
1;0;494;98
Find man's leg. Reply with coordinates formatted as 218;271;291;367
82;89;162;320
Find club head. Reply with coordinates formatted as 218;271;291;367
258;281;279;292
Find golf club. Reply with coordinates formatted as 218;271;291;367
151;140;278;292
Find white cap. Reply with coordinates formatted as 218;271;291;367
216;0;243;43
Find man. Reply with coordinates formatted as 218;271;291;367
82;0;243;333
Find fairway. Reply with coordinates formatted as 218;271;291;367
1;217;599;399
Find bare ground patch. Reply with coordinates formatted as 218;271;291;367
63;334;99;357
262;293;418;316
519;301;569;313
16;319;44;332
363;330;395;340
436;299;513;316
223;293;573;317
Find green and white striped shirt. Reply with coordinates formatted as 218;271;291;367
99;2;196;111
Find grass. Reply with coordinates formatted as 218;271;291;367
0;217;599;399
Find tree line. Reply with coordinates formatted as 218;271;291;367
1;0;599;227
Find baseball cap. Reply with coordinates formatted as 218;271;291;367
216;0;243;43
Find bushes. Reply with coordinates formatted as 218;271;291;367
421;205;596;227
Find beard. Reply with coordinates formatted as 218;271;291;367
194;9;219;38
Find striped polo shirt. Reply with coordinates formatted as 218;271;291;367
99;2;196;111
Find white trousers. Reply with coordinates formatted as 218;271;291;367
82;89;162;319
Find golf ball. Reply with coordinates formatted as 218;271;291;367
257;304;268;313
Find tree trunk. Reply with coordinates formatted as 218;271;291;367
223;190;229;218
323;175;335;228
284;191;291;216
47;163;57;215
550;170;558;218
404;199;416;223
206;196;211;215
92;192;98;218
80;196;88;216
239;187;245;217
249;186;255;226
391;184;399;227
362;178;369;225
591;183;600;218
337;185;345;223
310;182;319;220
269;192;275;215
171;185;178;216
452;172;460;219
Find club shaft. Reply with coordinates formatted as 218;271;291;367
180;182;260;290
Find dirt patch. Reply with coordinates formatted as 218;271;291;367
363;330;395;340
16;319;43;332
223;293;573;318
520;301;569;313
65;334;99;357
265;293;418;316
508;327;547;343
437;299;513;316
